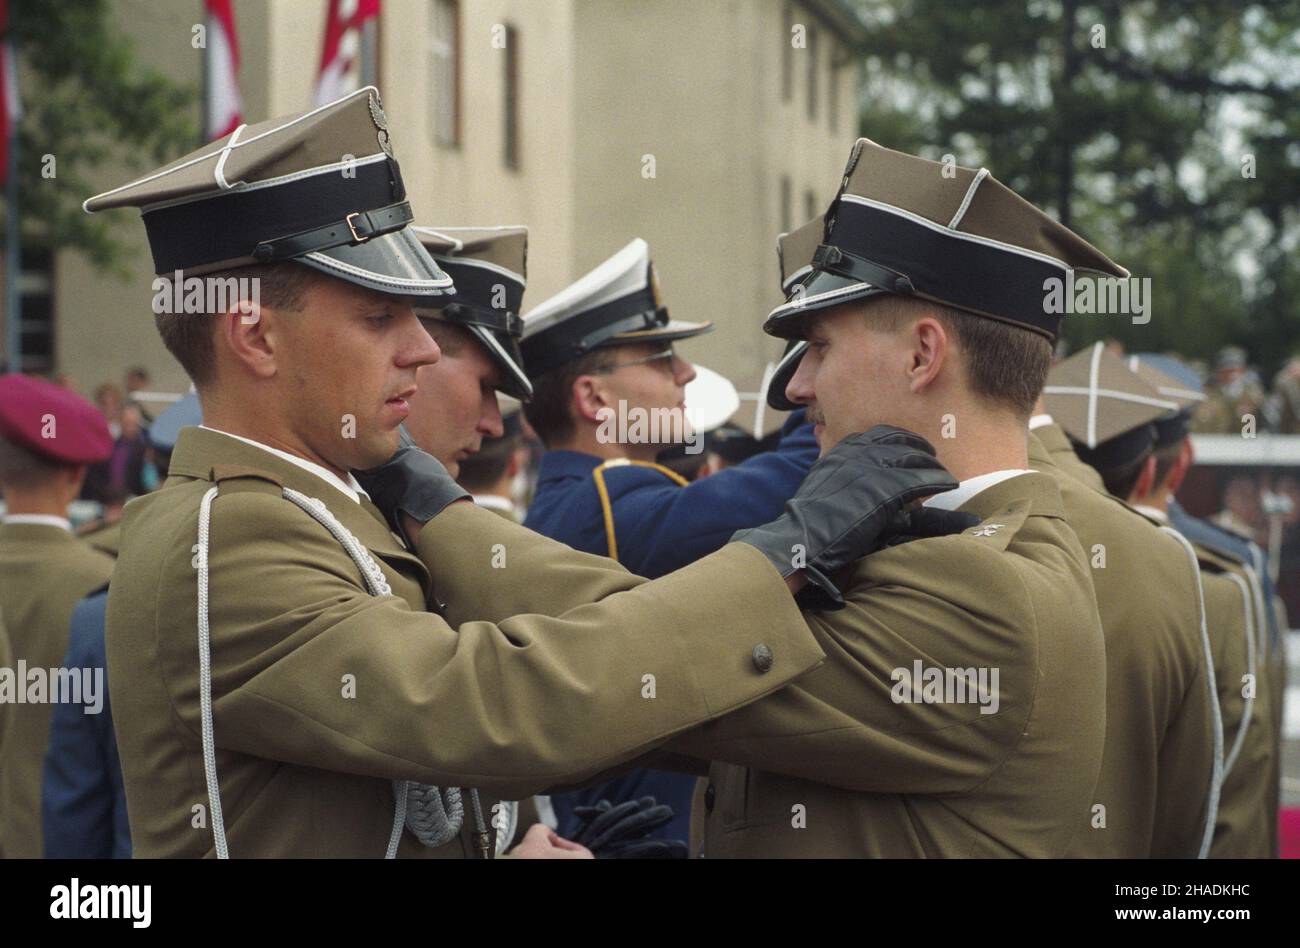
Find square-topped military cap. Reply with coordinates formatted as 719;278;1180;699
1127;352;1207;448
84;87;453;298
765;139;1128;341
766;215;824;410
1043;342;1180;469
411;226;531;399
520;238;712;381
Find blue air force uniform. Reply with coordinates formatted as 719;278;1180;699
518;239;816;843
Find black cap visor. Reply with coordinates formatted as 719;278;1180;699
766;339;808;411
296;226;455;299
763;268;889;339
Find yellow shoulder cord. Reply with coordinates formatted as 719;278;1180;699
591;460;690;564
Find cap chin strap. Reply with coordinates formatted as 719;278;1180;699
810;243;916;296
195;483;505;857
251;201;415;262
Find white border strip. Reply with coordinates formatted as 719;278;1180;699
85;86;379;211
947;168;989;229
840;193;1080;274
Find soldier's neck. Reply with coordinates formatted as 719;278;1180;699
1132;487;1171;514
931;416;1030;483
201;412;350;482
1;484;74;517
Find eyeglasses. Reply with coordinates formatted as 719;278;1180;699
591;346;678;374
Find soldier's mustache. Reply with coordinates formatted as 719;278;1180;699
806;407;826;426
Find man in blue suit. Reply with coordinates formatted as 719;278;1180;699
519;238;819;846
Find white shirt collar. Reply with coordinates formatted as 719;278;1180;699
1;514;73;532
200;426;369;505
472;493;517;514
923;470;1032;511
1028;413;1054;431
1133;503;1169;524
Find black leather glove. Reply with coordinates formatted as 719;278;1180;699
570;797;689;859
732;425;963;609
353;425;470;535
881;506;981;548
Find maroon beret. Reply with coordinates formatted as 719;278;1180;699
0;374;113;465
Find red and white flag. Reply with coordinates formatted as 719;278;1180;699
204;0;243;140
0;0;21;185
314;0;380;106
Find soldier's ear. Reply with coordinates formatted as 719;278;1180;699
907;316;948;395
1133;454;1158;501
1165;438;1194;494
218;298;278;381
571;374;611;425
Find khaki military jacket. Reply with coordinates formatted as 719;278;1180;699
0;522;115;858
1029;436;1217;857
1032;421;1106;493
429;470;1110;857
105;427;822;858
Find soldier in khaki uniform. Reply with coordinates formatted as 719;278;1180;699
433;142;1127;858
402;226;531;483
1038;344;1221;857
85;91;960;858
1122;354;1276;857
0;374;116;858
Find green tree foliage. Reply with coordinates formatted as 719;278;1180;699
5;0;196;274
854;0;1298;374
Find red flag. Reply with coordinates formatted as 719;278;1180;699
0;0;21;185
204;0;242;140
314;0;380;106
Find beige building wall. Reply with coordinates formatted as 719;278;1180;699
49;0;862;410
572;0;859;396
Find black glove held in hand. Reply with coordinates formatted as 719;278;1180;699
731;425;961;609
570;797;689;859
881;506;981;548
353;425;470;535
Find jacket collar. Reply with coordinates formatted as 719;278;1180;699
954;467;1066;523
1029;420;1075;458
535;449;603;484
166;426;426;586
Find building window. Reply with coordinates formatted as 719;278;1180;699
804;189;817;222
781;176;792;233
503;23;520;169
828;43;839;132
806;24;818;120
11;247;54;374
781;4;794;103
430;0;460;147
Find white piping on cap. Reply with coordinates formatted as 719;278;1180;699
410;227;465;252
84;86;380;211
1087;341;1105;447
767;280;878;323
144;153;393;215
431;254;525;286
839;193;1106;275
303;250;455;290
1042;385;1179;418
947;168;989;229
213;123;247;190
